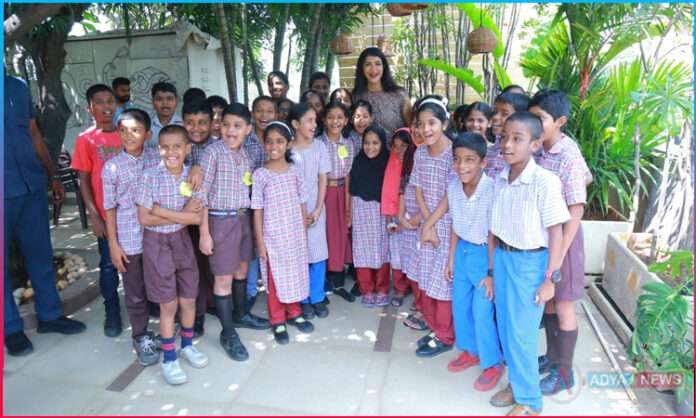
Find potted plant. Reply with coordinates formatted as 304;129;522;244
629;251;694;415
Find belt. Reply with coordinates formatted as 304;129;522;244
495;237;544;253
209;208;249;217
328;178;345;187
461;239;486;247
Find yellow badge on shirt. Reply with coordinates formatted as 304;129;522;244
337;145;349;160
243;171;253;186
179;181;193;197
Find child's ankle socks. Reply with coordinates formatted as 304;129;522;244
161;336;177;363
181;327;194;349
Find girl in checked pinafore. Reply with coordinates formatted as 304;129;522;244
251;121;314;345
348;124;390;307
409;96;455;358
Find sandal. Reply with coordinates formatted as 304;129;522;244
391;295;405;307
403;313;428;331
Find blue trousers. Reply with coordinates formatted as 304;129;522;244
494;247;548;412
4;191;63;335
97;237;120;311
452;239;502;369
303;260;327;304
247;256;259;298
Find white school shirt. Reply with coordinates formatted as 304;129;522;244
147;112;184;149
490;158;570;249
448;173;494;245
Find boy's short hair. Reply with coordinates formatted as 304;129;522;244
501;84;526;95
85;84;114;104
111;77;130;89
151;81;178;98
252;95;275;111
206;95;228;110
495;92;530;112
267;70;289;86
183;87;206;106
159;124;190;143
182;100;213;119
528;89;570;121
117;108;152;131
505;111;543;141
309;71;330;86
452;132;487;160
222;102;252;125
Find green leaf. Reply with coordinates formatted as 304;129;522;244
417;58;485;94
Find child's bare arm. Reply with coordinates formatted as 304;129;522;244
487;231;495;272
536;223;564;305
314;173;328;219
152;199;203;225
345;175;352;228
253;209;267;260
422;195;448;231
561;204;584;257
77;171;106;238
415;186;430;220
199;208;213;255
137;204;173;227
105;208;128;272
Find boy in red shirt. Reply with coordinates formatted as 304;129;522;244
71;84;124;337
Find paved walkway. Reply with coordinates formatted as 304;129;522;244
3;206;676;415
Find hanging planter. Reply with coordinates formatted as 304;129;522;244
403;4;429;11
386;4;413;17
330;33;353;56
466;26;497;54
376;35;394;57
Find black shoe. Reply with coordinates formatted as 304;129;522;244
417;331;436;348
231;313;271;330
273;324;290;345
148;302;160;318
220;331;249;361
301;303;315;320
540;367;575;396
37;316;86;335
350;282;361;297
5;331;34;356
313;302;329;318
104;309;123;337
415;337;453;358
194;315;205;339
245;295;257;314
287;316;314;333
333;287;356;302
323;296;330;305
538;354;552;374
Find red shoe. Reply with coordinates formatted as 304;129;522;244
474;364;504;392
447;351;480;372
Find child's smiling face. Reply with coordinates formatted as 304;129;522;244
324;107;347;137
528;105;566;145
118;118;150;155
158;132;190;172
152;91;178;120
501;119;540;167
465;109;491;137
417;109;446;147
264;129;290;161
88;91;116;126
352;106;372;135
363;131;382;159
183;112;212;144
453;146;485;185
392;137;409;160
253;100;277;132
293;110;317;140
222;114;252;150
491;101;516;136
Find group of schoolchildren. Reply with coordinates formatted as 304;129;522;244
72;73;589;415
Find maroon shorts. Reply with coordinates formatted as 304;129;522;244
208;212;254;276
556;226;585;301
142;228;199;304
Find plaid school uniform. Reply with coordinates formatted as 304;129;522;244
409;144;454;301
251;166;310;304
243;130;266;171
136;164;207;233
190;136;221;166
102;147;161;255
484;136;505;179
200;140;251;211
291;140;331;264
320;132;355;180
351;197;389;269
401;182;420;281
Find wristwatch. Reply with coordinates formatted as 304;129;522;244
545;269;561;283
487;268;494;278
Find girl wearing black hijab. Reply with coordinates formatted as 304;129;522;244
348;124;392;308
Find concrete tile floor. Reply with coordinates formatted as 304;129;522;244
2;206;677;416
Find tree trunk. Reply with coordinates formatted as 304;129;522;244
285;33;292;76
4;4;66;43
324;50;335;83
15;5;87;163
241;4;264;96
272;4;289;71
216;3;237;102
300;4;323;94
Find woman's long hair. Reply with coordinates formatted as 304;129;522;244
352;47;401;95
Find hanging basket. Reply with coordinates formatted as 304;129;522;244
386;4;413;17
376;35;394;57
466;26;498;54
403;3;430;11
330;34;353;56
